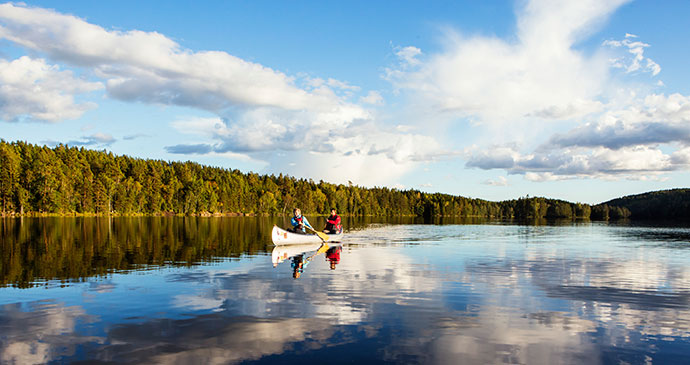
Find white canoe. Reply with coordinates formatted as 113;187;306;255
271;225;342;246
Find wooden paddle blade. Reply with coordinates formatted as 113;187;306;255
316;231;329;242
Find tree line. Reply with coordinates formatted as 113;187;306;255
0;140;628;219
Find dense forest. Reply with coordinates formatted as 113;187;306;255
0;140;626;219
603;189;690;220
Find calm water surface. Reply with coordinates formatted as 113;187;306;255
1;217;690;364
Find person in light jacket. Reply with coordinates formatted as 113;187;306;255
290;208;313;234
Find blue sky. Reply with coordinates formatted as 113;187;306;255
1;0;689;204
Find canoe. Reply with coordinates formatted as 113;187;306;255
271;225;342;245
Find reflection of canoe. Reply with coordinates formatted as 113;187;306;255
271;225;343;246
271;243;323;266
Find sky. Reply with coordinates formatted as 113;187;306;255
1;0;689;204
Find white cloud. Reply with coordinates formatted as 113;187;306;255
469;144;678;181
360;90;384;105
0;3;452;187
384;0;690;183
171;117;230;138
4;1;684;187
122;133;150;140
466;94;690;179
395;46;422;67
465;146;519;169
169;116;451;185
0;3;365;114
88;133;115;144
0;4;297;109
546;93;690;150
468;93;690;180
465;94;690;181
484;176;509;186
387;0;630;123
395;125;416;132
0;56;101;122
603;33;661;76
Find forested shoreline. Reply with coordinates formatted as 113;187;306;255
0;140;629;219
602;189;690;220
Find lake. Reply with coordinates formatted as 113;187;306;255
1;217;690;364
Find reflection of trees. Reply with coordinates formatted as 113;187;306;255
0;217;278;287
0;216;521;288
0;216;425;288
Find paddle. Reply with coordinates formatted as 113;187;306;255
304;224;329;242
316;243;330;254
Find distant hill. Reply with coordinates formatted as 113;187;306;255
602;189;690;220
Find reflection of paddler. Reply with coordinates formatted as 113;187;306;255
291;255;307;278
325;245;342;270
290;243;329;279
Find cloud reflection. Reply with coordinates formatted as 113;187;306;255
0;301;99;364
3;224;690;363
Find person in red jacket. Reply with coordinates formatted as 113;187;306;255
323;208;342;234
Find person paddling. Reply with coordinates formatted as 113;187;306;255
290;208;313;234
323;208;342;234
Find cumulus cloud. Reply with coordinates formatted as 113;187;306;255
0;56;102;122
165;143;214;155
122;133;150;140
468;144;680;181
604;33;661;76
547;93;690;150
0;3;374;121
0;3;306;111
465;146;519;169
360;91;384;105
394;46;422;67
387;0;630;123
4;1;686;186
42;133;117;148
307;77;361;93
469;93;689;180
168;116;452;185
549;121;690;150
385;0;689;182
483;176;509;186
463;90;690;181
0;2;451;186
